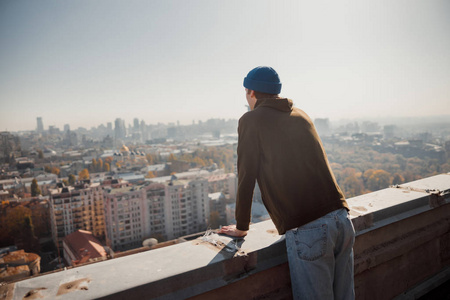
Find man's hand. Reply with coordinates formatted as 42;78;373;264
218;225;248;237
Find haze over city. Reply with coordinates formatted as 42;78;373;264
1;0;449;132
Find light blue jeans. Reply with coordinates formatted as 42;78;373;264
285;208;355;300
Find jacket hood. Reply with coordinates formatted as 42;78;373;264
254;98;293;112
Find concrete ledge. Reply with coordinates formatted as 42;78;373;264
3;174;450;300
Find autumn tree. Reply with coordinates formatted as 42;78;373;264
146;153;154;165
104;156;113;166
367;170;392;191
31;179;41;196
5;206;32;237
342;175;365;198
168;153;176;162
78;168;90;180
104;162;110;172
145;171;156;178
51;167;60;176
91;158;98;172
392;173;405;185
98;158;103;172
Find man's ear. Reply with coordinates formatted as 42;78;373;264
249;90;256;98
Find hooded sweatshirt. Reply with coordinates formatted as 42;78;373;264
236;98;348;234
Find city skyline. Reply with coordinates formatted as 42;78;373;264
1;0;450;132
16;113;450;134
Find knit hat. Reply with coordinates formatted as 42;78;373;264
243;66;282;94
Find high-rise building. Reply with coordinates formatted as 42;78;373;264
103;178;210;251
133;118;140;131
0;131;20;163
314;118;330;137
49;182;106;248
165;177;209;240
103;183;166;251
114;118;126;145
36;117;44;133
107;122;113;135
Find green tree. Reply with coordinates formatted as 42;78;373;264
31;178;41;196
21;215;40;252
209;211;221;229
68;174;76;185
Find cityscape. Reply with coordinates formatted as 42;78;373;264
1;0;449;297
1;114;449;283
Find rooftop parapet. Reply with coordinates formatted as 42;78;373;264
1;173;449;299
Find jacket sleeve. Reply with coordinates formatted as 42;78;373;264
235;115;259;231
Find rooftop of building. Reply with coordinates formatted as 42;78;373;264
63;230;107;263
2;173;449;299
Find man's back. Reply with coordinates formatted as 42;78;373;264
220;66;355;299
236;97;348;234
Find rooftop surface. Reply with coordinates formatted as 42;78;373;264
2;173;449;299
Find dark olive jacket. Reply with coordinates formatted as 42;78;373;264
236;98;348;234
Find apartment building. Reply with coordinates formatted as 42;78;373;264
164;177;210;240
49;181;106;248
103;178;210;251
103;183;159;251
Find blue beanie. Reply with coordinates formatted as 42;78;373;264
243;66;282;94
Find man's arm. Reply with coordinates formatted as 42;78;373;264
234;115;260;231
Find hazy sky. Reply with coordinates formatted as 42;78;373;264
1;0;449;132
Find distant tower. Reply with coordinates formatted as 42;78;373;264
314;118;330;137
107;122;113;135
133;118;140;131
36;117;44;133
64;124;70;132
114;118;126;147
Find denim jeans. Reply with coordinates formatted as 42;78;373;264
285;208;355;300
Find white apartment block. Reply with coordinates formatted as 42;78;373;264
164;177;210;240
103;183;163;251
49;182;106;248
104;177;210;251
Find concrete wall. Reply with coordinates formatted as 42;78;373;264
2;174;449;300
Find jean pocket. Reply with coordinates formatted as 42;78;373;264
294;224;327;261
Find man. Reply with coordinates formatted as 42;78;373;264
219;66;355;300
